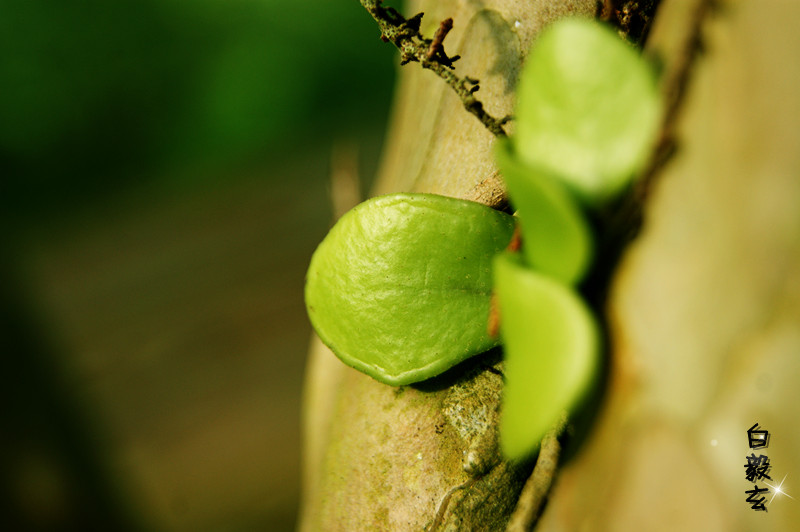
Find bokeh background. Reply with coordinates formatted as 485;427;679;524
1;1;397;530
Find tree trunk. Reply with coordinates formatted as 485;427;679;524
301;0;800;530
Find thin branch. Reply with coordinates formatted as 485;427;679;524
359;0;509;137
637;0;715;200
505;413;567;532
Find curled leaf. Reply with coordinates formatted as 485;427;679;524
494;252;599;460
305;193;515;385
495;139;593;285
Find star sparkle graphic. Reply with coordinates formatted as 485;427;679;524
764;473;795;506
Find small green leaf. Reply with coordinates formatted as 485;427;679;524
495;139;593;285
494;252;599;461
513;18;661;205
305;193;515;385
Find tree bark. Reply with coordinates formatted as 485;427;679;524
301;0;800;530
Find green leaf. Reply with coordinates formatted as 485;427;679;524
513;18;661;206
494;252;599;460
495;139;593;285
305;193;515;385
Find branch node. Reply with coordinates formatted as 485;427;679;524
404;12;424;33
427;17;454;60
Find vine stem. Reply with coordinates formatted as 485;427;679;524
505;412;567;532
640;0;715;191
358;0;509;137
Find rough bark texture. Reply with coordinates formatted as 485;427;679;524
301;0;800;529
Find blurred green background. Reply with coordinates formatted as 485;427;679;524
1;0;397;530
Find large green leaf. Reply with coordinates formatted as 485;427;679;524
513;18;661;206
305;193;515;385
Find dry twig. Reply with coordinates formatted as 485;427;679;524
359;0;509;137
